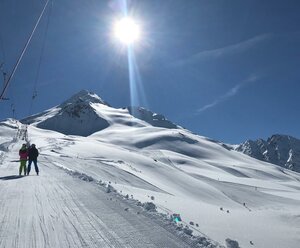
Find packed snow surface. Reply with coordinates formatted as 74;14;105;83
1;118;300;248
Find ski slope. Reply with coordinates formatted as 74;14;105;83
0;141;208;248
1;118;300;248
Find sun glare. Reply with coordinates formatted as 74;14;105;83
114;17;140;45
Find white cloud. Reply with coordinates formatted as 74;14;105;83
197;75;259;114
172;34;271;67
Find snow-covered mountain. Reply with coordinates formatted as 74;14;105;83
21;90;178;136
1;91;300;248
236;135;300;173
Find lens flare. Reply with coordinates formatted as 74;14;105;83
111;1;147;109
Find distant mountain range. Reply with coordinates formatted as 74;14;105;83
235;135;300;173
21;90;300;173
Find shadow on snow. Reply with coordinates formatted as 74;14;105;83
0;175;24;180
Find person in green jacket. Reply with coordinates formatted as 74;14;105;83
19;144;28;176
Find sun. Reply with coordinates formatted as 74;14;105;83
114;17;140;45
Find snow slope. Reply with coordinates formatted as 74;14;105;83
0;134;203;248
1;116;300;248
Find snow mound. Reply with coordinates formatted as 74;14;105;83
225;239;240;248
143;202;157;211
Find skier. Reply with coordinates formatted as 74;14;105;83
27;144;39;176
19;144;28;176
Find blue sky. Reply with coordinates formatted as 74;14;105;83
0;0;299;144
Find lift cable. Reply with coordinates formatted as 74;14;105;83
0;33;7;89
0;33;9;101
0;31;6;64
0;0;51;101
29;0;53;115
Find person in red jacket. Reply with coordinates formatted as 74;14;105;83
19;144;28;176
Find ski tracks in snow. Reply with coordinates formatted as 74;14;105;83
0;151;203;248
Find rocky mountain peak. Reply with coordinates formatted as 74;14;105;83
61;90;108;107
236;134;300;172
